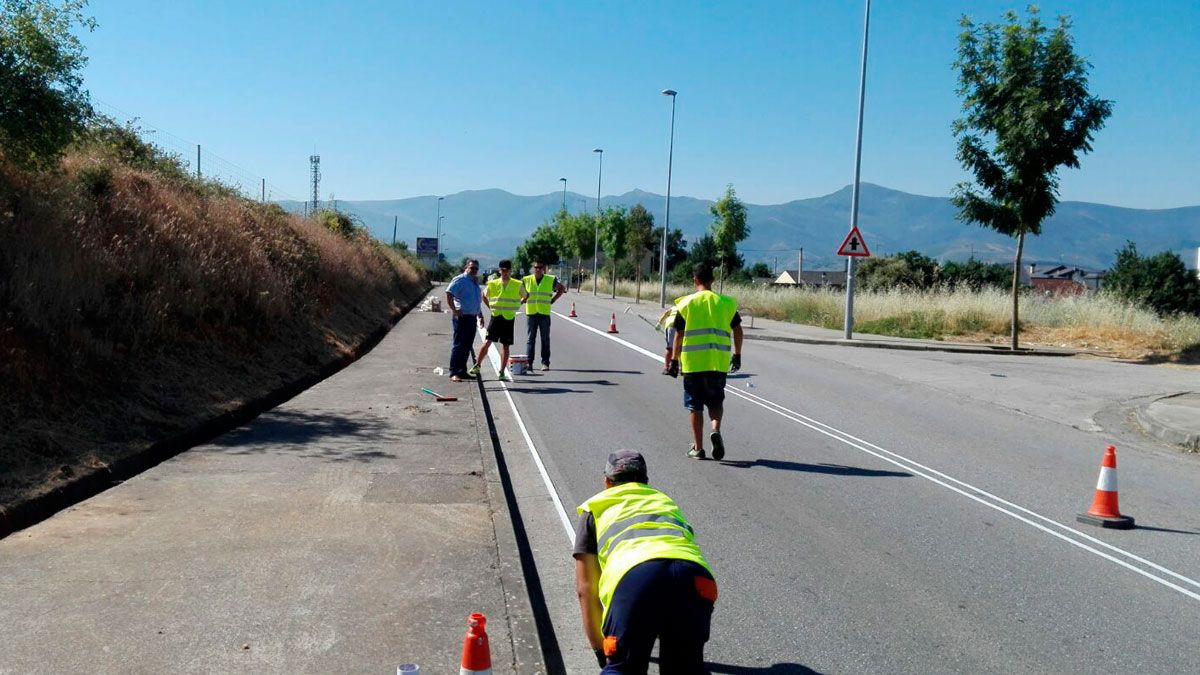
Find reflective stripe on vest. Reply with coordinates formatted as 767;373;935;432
677;290;738;373
486;278;523;320
578;483;712;624
523;274;556;315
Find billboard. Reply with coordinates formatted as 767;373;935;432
416;237;439;255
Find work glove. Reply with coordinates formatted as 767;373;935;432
594;649;607;667
667;359;680;378
730;353;741;373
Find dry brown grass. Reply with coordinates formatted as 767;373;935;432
0;151;428;508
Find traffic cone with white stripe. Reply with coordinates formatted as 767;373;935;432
459;613;492;675
607;312;619;334
1076;445;1135;529
568;302;577;317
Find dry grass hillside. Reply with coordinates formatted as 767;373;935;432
0;143;429;513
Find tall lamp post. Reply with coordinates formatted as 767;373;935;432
843;0;871;340
592;148;603;295
435;196;444;267
659;89;677;308
559;177;567;210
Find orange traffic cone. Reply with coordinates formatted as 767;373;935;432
459;613;492;675
1076;445;1135;529
569;302;577;317
607;312;619;334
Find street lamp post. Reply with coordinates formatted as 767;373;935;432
435;196;444;267
659;89;677;308
844;0;871;340
559;177;567;210
592;148;603;295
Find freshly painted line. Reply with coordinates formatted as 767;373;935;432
553;309;1200;603
476;334;574;540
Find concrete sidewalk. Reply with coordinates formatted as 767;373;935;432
1136;392;1200;451
0;295;545;674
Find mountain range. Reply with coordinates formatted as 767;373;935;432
279;183;1199;271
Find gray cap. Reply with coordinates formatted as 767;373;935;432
605;450;647;481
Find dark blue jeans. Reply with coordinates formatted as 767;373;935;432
525;314;551;366
449;315;478;376
601;559;715;674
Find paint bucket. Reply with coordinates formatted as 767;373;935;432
509;354;530;375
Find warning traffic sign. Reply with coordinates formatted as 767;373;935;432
837;226;871;257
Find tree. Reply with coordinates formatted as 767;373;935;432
952;7;1113;349
747;262;772;279
557;210;596;291
0;0;96;167
1105;241;1200;316
940;257;1010;291
709;184;749;289
598;206;627;299
650;225;688;276
514;221;562;272
625;203;654;302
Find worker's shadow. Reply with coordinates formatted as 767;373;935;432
717;458;912;478
650;658;823;674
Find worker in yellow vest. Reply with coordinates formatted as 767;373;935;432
666;262;743;460
574;450;717;672
470;259;522;382
520;258;565;371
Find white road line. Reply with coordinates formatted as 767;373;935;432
475;334;575;540
552;309;1200;603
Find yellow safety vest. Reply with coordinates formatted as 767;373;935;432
522;274;557;315
486;278;522;320
677;290;738;374
578;483;712;624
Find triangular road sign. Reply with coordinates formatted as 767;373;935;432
837;225;871;257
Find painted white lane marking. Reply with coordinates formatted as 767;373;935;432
552;309;1200;603
476;333;574;540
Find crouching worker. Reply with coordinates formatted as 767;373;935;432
574;450;717;673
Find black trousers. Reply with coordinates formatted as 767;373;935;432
525;314;551;366
601;559;715;674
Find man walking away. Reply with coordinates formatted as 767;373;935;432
470;259;520;382
666;263;743;460
574;450;717;673
445;259;484;383
521;259;565;371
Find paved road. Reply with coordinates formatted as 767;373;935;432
489;291;1200;673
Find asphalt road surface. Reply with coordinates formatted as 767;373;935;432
487;291;1200;674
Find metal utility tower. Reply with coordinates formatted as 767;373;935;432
309;155;321;212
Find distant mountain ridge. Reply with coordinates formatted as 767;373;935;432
279;183;1200;271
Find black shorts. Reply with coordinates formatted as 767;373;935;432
682;372;726;411
485;315;515;346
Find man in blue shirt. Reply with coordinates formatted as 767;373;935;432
445;259;485;382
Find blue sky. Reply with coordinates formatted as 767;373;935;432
81;1;1198;208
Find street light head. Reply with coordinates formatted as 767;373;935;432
662;89;677;97
593;148;603;153
560;177;567;182
437;196;444;201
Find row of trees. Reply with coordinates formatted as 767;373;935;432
512;185;753;296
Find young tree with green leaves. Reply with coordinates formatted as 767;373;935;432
953;7;1113;349
651;225;688;276
557;210;596;292
709;184;749;290
0;0;96;168
625;203;654;302
598;206;627;299
514;222;562;272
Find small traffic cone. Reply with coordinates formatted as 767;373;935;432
459;613;492;675
568;302;577;317
607;312;619;334
1076;445;1135;529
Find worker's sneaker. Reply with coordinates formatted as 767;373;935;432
710;432;726;461
541;363;551;372
687;445;706;460
467;365;481;377
497;372;511;382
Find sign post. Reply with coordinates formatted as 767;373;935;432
842;0;872;340
416;237;439;270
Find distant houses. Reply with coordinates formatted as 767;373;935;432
1024;264;1104;296
772;269;848;290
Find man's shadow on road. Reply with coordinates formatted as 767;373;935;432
717;458;912;478
650;657;823;674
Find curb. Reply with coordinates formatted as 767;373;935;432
1134;392;1200;451
0;284;431;540
743;332;1080;357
